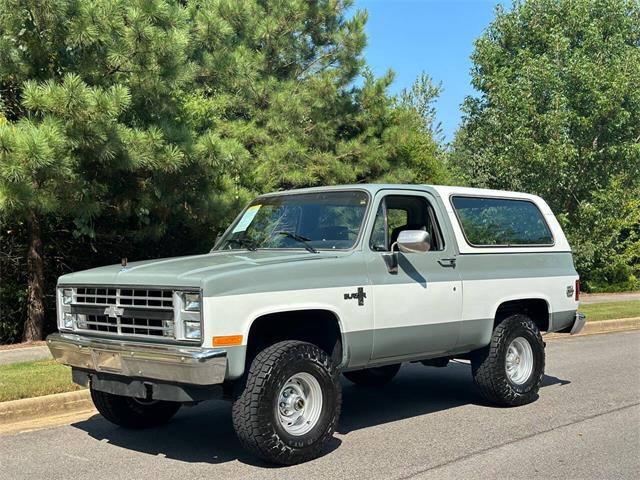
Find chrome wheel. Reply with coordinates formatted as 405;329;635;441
505;336;534;385
276;372;323;436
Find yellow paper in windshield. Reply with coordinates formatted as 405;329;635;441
232;205;261;233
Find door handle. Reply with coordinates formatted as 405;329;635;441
438;257;456;268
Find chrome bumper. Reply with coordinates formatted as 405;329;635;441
47;333;226;385
570;312;586;335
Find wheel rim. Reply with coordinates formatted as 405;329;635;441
276;372;323;436
505;336;534;385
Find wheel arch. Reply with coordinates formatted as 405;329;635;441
243;307;347;372
492;297;551;333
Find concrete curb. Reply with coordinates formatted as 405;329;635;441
0;389;93;427
581;317;640;335
546;317;640;340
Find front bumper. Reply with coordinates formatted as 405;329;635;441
570;312;586;335
47;333;226;385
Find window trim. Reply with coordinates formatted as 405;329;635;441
449;194;555;248
368;193;446;252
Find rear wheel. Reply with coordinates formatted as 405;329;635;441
231;340;341;465
90;389;181;429
471;314;545;406
343;364;401;386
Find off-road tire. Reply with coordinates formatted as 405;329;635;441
343;364;401;386
471;314;545;407
231;340;341;465
90;388;181;429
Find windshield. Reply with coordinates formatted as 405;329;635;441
216;190;369;251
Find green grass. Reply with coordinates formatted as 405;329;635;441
0;360;82;403
581;300;640;322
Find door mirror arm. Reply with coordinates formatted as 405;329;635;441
383;242;399;274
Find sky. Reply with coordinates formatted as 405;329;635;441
354;0;503;142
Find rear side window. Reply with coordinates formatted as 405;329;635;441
451;196;553;246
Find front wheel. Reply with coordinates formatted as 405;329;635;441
90;389;181;429
471;314;545;407
231;340;341;465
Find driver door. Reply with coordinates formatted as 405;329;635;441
365;190;462;361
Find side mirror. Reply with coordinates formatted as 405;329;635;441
396;230;431;253
382;230;431;274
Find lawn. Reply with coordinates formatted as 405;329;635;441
581;300;640;322
0;360;82;403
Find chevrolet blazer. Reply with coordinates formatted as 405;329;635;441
47;184;585;464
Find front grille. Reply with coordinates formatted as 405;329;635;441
82;314;172;337
75;287;173;309
71;287;175;339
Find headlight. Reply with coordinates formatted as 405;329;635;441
176;290;202;342
63;312;74;329
182;292;201;311
62;289;73;305
184;321;202;339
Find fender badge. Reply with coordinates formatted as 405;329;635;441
344;287;366;306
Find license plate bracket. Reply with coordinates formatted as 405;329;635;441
94;350;123;373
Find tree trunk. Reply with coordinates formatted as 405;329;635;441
23;212;45;341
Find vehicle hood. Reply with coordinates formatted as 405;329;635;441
58;250;341;291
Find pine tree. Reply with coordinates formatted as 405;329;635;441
0;0;195;340
0;0;448;342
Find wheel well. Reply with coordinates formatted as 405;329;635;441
494;299;549;332
246;309;343;368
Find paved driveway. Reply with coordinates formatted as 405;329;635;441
1;331;639;479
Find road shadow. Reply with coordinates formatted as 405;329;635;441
70;361;568;466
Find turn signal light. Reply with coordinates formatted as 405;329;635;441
212;335;243;347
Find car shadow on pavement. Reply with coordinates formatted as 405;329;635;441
70;361;569;466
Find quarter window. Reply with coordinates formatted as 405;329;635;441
451;196;553;246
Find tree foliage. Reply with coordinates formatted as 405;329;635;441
0;0;447;342
451;0;640;290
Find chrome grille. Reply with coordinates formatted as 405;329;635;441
75;287;173;309
82;314;171;337
71;287;175;339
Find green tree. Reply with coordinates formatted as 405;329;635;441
0;0;196;340
452;0;640;289
186;1;448;193
1;0;448;342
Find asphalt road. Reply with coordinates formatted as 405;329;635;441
1;331;639;480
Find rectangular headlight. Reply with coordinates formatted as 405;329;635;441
184;321;202;339
63;313;75;329
62;288;73;305
182;292;201;311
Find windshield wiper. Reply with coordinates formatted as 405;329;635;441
277;231;318;253
225;237;258;251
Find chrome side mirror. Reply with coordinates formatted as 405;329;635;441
396;230;431;253
383;230;431;274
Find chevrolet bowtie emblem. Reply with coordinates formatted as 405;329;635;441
104;306;124;318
